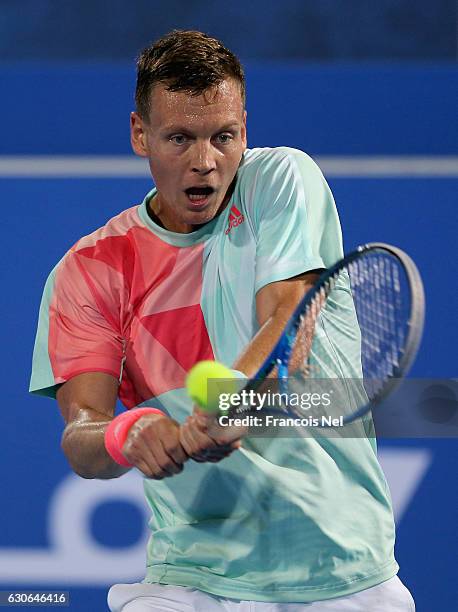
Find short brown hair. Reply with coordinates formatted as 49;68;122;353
135;30;245;120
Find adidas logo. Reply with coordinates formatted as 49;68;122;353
225;205;245;235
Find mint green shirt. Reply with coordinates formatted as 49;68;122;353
138;148;398;601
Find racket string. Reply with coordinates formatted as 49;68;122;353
282;251;411;408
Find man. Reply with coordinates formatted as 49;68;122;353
30;30;415;611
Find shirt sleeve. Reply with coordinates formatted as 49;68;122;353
29;251;124;398
248;147;343;293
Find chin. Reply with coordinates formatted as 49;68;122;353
187;203;221;223
187;212;214;227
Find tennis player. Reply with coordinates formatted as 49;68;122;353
30;30;415;611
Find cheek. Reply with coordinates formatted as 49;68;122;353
223;149;244;176
148;158;175;189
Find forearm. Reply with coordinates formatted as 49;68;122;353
233;303;295;376
61;409;129;479
234;274;318;377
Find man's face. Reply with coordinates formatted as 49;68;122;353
131;78;247;233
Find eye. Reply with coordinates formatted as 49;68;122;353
169;134;188;145
215;133;234;145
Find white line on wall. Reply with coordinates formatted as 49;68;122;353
0;156;457;178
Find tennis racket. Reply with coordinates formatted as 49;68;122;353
189;243;424;429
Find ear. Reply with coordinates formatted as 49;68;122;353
241;110;247;150
130;112;149;158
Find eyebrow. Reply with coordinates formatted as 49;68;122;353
163;122;240;134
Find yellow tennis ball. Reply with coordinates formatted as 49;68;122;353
186;360;236;412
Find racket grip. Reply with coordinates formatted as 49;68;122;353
104;407;164;467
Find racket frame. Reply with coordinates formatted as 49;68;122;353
234;242;425;424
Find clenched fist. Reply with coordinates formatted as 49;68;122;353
122;412;242;478
179;410;242;462
122;413;188;479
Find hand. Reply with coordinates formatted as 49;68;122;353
179;409;243;463
122;414;188;479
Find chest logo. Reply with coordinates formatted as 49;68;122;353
225;205;245;235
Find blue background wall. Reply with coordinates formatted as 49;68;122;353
0;0;456;61
0;3;457;610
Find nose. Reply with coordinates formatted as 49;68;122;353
191;140;216;174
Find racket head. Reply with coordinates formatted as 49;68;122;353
352;242;425;410
239;243;425;426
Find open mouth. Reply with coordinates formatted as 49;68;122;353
185;186;215;204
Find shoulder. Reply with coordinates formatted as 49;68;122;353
239;146;324;184
70;204;143;254
235;147;328;226
54;204;145;284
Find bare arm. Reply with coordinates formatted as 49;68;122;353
234;270;321;376
57;372;188;480
57;372;127;479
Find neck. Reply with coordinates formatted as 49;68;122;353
148;178;236;233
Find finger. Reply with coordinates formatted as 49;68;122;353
130;456;167;480
122;432;162;473
182;430;225;462
205;453;233;463
180;416;213;452
153;440;185;476
202;440;240;454
207;421;247;445
181;416;243;462
180;419;213;457
189;455;208;463
124;428;179;478
189;410;216;432
192;417;243;449
200;448;235;462
160;433;188;466
180;423;240;463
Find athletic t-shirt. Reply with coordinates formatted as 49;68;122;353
30;147;398;603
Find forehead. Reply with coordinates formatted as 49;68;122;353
147;79;244;130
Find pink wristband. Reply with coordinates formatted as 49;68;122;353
104;407;164;467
